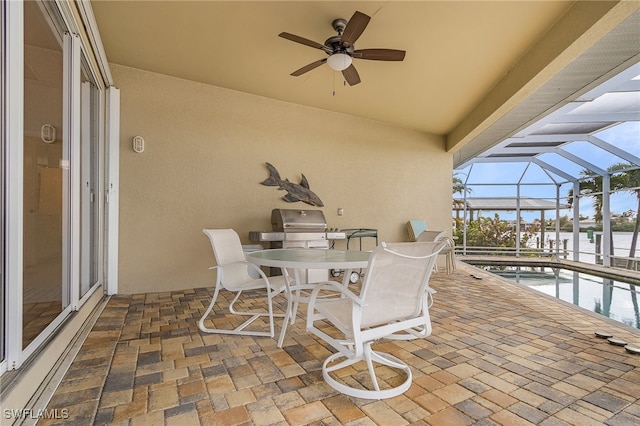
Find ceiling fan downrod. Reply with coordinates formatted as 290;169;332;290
332;18;347;35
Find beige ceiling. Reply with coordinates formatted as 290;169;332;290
90;1;636;152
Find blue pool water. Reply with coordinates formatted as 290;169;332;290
484;266;640;330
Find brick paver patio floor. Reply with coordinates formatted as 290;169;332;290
41;262;640;425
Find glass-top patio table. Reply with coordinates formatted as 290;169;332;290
246;248;371;347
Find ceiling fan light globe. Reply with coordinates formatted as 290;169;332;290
327;53;352;71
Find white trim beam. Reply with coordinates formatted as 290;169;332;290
531;158;576;182
478;146;560;156
588;135;640;166
506;134;593;143
555;148;608;175
555;112;639;122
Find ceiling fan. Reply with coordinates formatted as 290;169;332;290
279;10;406;86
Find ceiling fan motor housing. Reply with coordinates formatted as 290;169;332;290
324;35;354;55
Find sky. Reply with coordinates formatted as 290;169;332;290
454;121;640;222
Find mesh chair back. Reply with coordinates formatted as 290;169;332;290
359;242;443;328
203;229;251;288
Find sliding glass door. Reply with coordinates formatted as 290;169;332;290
22;0;68;348
2;0;111;374
1;0;5;367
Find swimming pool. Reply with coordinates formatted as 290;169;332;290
482;266;640;330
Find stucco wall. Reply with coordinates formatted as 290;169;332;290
113;64;452;294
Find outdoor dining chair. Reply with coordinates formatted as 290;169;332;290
306;241;446;399
406;219;429;241
408;220;456;273
416;230;457;274
198;229;287;338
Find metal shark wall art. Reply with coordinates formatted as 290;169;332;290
260;162;324;207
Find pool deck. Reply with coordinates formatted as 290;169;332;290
40;262;640;425
460;255;640;286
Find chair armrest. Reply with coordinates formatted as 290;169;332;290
244;260;293;289
308;280;364;306
214;261;290;292
245;261;263;275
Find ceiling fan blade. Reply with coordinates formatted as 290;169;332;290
353;49;406;61
341;11;370;46
342;64;361;86
291;58;327;76
279;32;327;50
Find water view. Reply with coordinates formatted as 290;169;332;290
475;232;640;329
540;231;638;265
485;267;640;330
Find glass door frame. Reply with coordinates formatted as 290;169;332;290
2;0;110;372
0;0;8;374
4;0;26;373
79;60;106;306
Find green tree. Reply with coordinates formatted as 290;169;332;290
454;213;537;249
568;163;640;269
568;170;605;223
610;165;640;268
453;173;471;221
452;173;466;196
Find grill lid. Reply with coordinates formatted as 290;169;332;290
271;209;327;231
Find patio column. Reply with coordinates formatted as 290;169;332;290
602;174;611;267
462;185;468;255
555;184;561;259
541;210;545;250
516;184;521;257
572;181;580;262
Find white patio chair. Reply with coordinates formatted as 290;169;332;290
406;219;429;241
416;230;457;274
198;229;287;338
306;241;445;399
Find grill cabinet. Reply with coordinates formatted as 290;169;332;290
249;209;345;282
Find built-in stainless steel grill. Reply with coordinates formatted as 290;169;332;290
249;209;345;249
249;209;346;282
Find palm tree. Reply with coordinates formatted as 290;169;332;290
609;165;640;326
568;163;640;269
567;170;604;223
452;173;471;222
609;164;640;268
453;173;466;196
